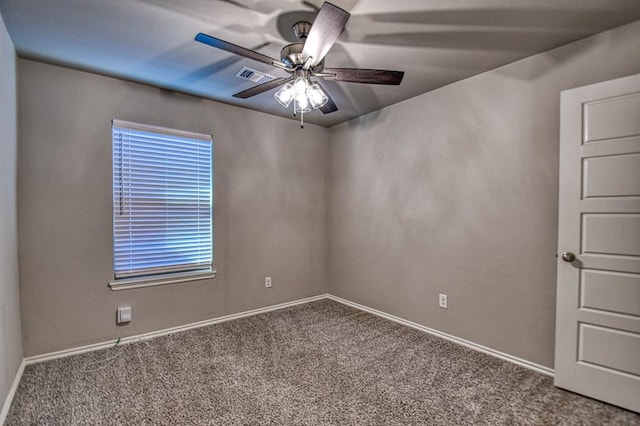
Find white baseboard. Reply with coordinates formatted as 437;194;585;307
0;358;25;425
20;292;552;382
3;292;553;421
327;295;555;377
25;294;329;365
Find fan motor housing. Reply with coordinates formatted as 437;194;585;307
280;43;324;71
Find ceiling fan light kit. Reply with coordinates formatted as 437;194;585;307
195;1;404;128
274;70;329;127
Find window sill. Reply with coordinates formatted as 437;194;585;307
109;269;217;291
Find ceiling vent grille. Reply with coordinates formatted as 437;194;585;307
235;67;275;84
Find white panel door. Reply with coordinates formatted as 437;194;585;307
555;73;640;413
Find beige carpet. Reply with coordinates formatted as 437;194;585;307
7;299;640;425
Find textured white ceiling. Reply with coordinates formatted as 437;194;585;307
1;0;640;127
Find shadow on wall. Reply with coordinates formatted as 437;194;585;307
326;43;382;120
175;42;272;87
357;8;639;28
344;7;640;51
494;34;599;82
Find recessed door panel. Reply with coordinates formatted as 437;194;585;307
583;153;640;198
583;92;640;142
579;323;640;376
582;214;640;257
581;269;640;317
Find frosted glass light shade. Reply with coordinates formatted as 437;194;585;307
308;84;328;109
295;92;311;113
274;83;294;107
293;77;308;97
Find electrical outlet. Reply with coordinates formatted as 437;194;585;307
265;276;272;288
438;294;448;309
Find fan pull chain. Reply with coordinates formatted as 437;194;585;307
301;110;304;128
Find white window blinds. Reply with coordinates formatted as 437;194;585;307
112;120;213;279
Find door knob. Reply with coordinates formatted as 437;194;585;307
561;252;576;262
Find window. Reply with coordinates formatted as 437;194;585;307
111;120;213;285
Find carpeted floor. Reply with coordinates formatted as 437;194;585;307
7;299;640;425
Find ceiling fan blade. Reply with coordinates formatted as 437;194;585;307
302;2;350;68
195;33;290;72
316;83;338;114
321;68;404;85
232;77;292;99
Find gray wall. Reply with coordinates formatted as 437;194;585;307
18;60;328;356
15;19;640;367
0;10;22;410
328;20;640;368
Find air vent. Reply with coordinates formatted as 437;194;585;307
235;67;276;84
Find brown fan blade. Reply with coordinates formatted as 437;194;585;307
302;2;350;68
321;68;404;85
233;77;292;99
316;83;338;114
195;33;290;71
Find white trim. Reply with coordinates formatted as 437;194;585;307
25;294;328;365
0;359;26;425
112;119;212;142
327;295;555;377
109;269;217;291
22;293;553;379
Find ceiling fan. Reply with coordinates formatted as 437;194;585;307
195;1;404;127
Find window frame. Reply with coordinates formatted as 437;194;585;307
109;119;215;291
